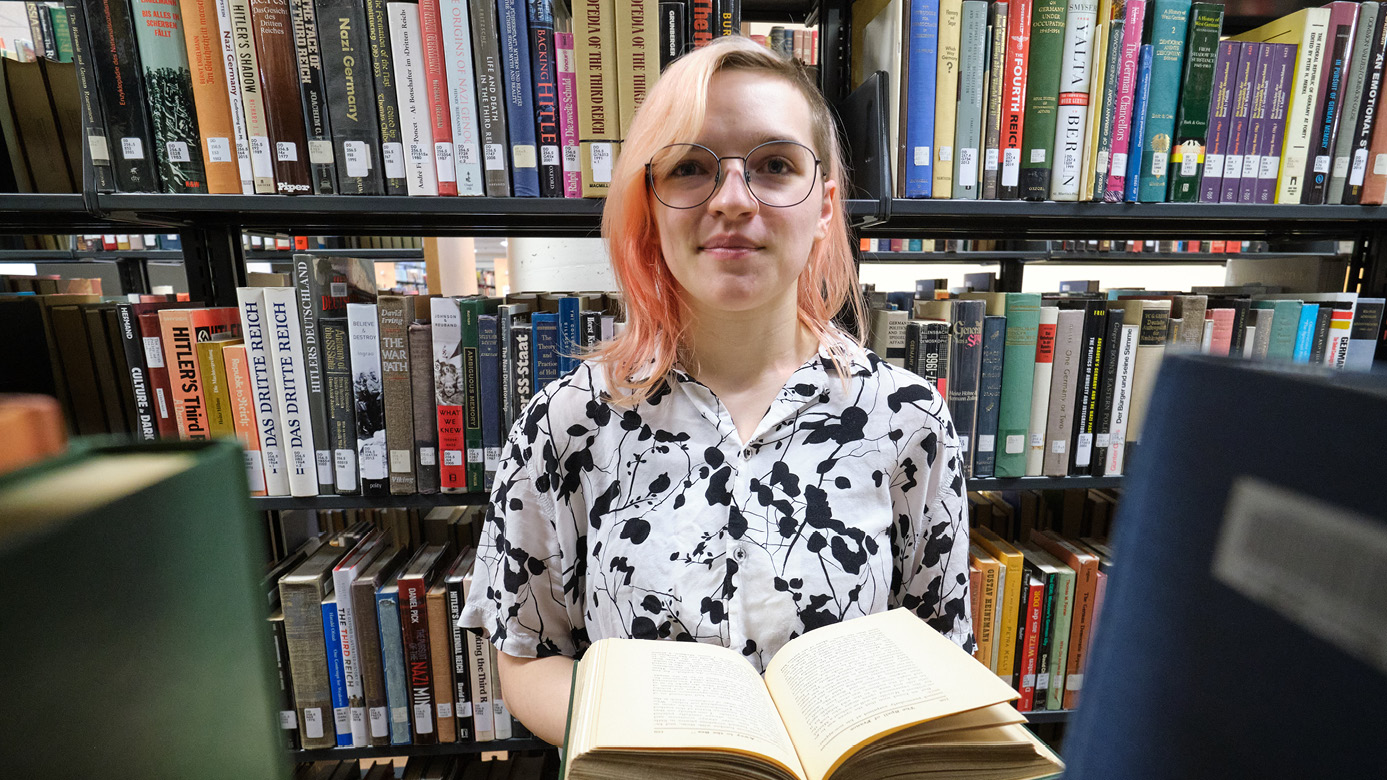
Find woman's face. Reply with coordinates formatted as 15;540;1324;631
652;70;836;318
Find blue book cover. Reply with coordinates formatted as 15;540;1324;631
905;0;940;197
972;315;1007;478
1292;303;1320;362
1126;45;1155;202
1136;0;1193;202
532;312;559;390
558;296;580;374
322;597;351;747
375;583;411;745
479;313;502;490
497;0;540;196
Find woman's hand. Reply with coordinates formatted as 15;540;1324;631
495;650;576;747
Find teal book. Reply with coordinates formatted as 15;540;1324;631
1137;0;1193;202
129;0;208;192
1292;303;1321;362
953;0;989;198
1168;2;1224;202
1253;300;1302;362
995;293;1041;478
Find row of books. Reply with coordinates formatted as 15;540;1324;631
0;53;81;194
14;2;76;63
861;238;1264;253
271;511;526;750
861;0;1387;205
969;486;1120;545
293;755;550;780
70;0;741;197
866;287;1385;479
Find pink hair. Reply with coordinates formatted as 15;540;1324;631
589;36;866;406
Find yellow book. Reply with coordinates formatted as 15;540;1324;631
1080;22;1108;200
195;338;240;438
970;543;1002;674
973;525;1025;683
933;0;962;198
616;0;657;141
1231;8;1331;204
575;0;619;197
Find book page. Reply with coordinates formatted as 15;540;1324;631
763;609;1019;780
583;639;806;780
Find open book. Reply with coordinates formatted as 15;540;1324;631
560;608;1063;780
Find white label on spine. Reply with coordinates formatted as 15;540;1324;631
392;706;409;725
1181;151;1198;176
1260;155;1279;180
458;142;479;166
1313;155;1330;174
330;282;348;298
143;336;165;368
1374;153;1387;176
1050;439;1066;454
1095;433;1111;449
276;141;298;162
467;447;484;464
1022;673;1035;689
207;137;233;163
280;710;298;730
1036;672;1049;689
335;449;357;487
419;446;437;466
1030;433;1045;447
435;143;456;181
369;707;388;737
959;148;978;187
309;140;334;164
1242;154;1258;178
390;449;411;473
1097;150;1109;176
344;141;369;178
485;446;501;471
409;143;430;164
1005;434;1025;454
88;135;110;163
1075;432;1093;466
250;136;274;177
413;703;434;734
1204;153;1223;177
985;147;1000;171
1002;148;1020;186
1030;147;1045;164
542;145;560;166
316;450;332;484
959;435;970;453
1067;673;1084;691
121;137;144;160
513;144;538;169
1110;152;1127;176
333;707;349;733
939;146;953;162
484;143;505;171
590;142;614;182
245;451;265;492
443;449;462;467
383;142;406;178
1352;149;1370;185
914;146;931;166
1152;151;1166;176
977;434;995;453
303;708;324;739
1224;154;1242;178
456;701;472;718
1333;156;1351;178
563;144;579;168
437;702;453;719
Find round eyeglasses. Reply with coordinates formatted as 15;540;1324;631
645;140;823;209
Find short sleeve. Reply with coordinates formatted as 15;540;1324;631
458;416;587;659
888;401;975;654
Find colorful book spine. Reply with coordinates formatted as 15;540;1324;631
459;299;485;492
949;299;985;475
1254;44;1297;204
1220;42;1262;203
982;0;1010;199
375;582;412;744
432;298;467;492
388;1;441;195
934;0;962;197
1049;0;1098;201
288;0;338;193
223;344;268;494
1345;4;1387;204
317;0;386;195
1103;322;1137;475
439;0;486;195
1000;0;1034;198
531;311;559;390
905;0;940;198
396;573;437;744
1324;308;1354;367
130;0;209;193
419;0;460;195
1024;305;1057;476
1293;303;1321;362
227;0;277;192
1239;45;1276;203
1329;2;1380;203
235;288;291;496
972;315;1006;478
556;30;581;196
176;0;242;193
531;0;563;197
498;0;541;195
1134;0;1191;201
1200;41;1240;201
250;0;314;193
366;0;410;193
321;598;352;746
1103;0;1145;201
1303;2;1360;204
1124;44;1153;202
1020;0;1067;199
557;296;580;374
1168;2;1223;201
995;293;1040;478
211;0;256;192
1091;15;1124;200
954;0;988;198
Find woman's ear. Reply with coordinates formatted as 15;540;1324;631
814;177;837;242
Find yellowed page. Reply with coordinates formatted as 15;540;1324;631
582;638;807;780
763;609;1021;780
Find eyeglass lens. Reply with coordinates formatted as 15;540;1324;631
649;142;818;208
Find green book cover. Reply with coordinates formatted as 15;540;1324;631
1253;299;1302;361
48;5;74;62
1021;0;1070;199
1136;0;1193;201
129;0;208;193
995;292;1040;478
1167;2;1222;201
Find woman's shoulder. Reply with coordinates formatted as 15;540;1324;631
848;343;950;425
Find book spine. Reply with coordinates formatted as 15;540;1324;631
1220;43;1260;203
263;287;321;496
1330;3;1379;203
1019;0;1065;200
366;0;409;193
288;0;338;193
348;303;389;494
479;314;502;488
1091;15;1124;200
532;312;559;390
972;315;1006;477
657;1;682;70
470;0;512;195
114;304;158;441
1135;0;1191;202
1304;8;1358;204
1049;0;1098;201
322;318;360;493
1045;569;1075;710
408;321;441;493
420;0;459;195
446;577;475;741
157;311;208;440
1103;0;1145;201
331;571;370;748
920;322;951;398
498;0;540;195
81;0;160;191
1168;3;1222;202
236;289;292;495
557;296;579;374
530;0;561;196
1262;300;1300;361
316;0;386;195
376;588;412;744
1000;0;1033;198
934;0;961;198
556;30;580;196
283;582;337;748
432;299;467;492
1199;40;1239;201
1239;45;1275;203
1293;303;1319;362
63;0;116;191
389;1;441;195
1024;306;1056;476
1031;566;1057;708
995;293;1039;477
319;599;351;746
497;310;518;428
904;0;939;198
1309;305;1334;364
1324;308;1354;367
982;1;1009;199
352;580;390;746
37;1;59;57
176;0;243;193
379;298;417;494
616;0;655;171
490;644;512;738
510;316;533;425
1068;303;1107;474
1103;323;1136;474
1346;299;1386;369
575;0;618;196
129;0;210;193
425;588;457;741
439;0;485;194
1017;575;1043;711
197;341;236;437
1124;44;1153;201
1079;21;1106;200
1125;302;1170;443
1269;10;1329;203
397;574;437;743
1090;305;1123;473
216;0;262;192
954;0;987;198
224;344;268;494
268;614;300;748
292;258;337;493
948;302;984;476
690;0;711;47
250;0;314;193
460;300;484;491
1346;5;1387;204
1043;308;1082;475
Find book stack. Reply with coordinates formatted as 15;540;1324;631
857;0;1387;204
67;0;749;197
865;284;1385;479
293;755;550;779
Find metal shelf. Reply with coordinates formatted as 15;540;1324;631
967;476;1124;491
244;248;426;261
0;194;119;232
859;251;1336;265
1023;709;1075;724
253;493;490;511
288;738;553;762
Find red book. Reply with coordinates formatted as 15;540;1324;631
999;0;1033;199
432;300;468;492
1206;308;1236;357
132;302;198;439
418;0;458;196
158;307;242;440
1017;571;1045;712
691;0;713;47
396;543;453;745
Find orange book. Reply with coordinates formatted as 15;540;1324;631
1030;529;1100;710
968;562;982;664
222;344;267;495
177;0;246;193
157;308;242;440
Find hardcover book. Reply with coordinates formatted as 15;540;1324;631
1220;42;1261;203
953;0;988;198
223;343;268;494
1024;305;1058;476
470;0;513;195
444;549;477;741
1253;44;1297;204
375;573;413;744
228;0;279;192
1199;40;1240;201
1168;3;1223;201
1328;2;1380;203
396;542;452;744
1090;14;1124;200
1134;0;1191;202
1000;0;1034;198
530;0;562;196
280;542;351;748
249;0;314;193
63;0;115;191
408;305;441;493
317;0;386;194
556;26;581;195
129;0;209;193
347;303;388;495
378;296;417;495
262;287;321;496
420;0;460;195
287;0;339;193
1302;1;1360;205
1103;0;1146;201
933;0;962;198
388;0;441;195
972;315;1006;477
176;0;243;193
439;0;485;194
331;530;387;747
293;256;340;493
616;0;657;180
1019;0;1066;199
575;0;618;196
995;293;1039;478
1049;0;1098;201
1343;3;1387;203
1042;307;1083;476
352;546;408;747
903;0;939;198
982;0;1010;199
426;580;459;741
432;298;467;493
948;299;985;474
366;0;410;193
498;0;541;195
80;0;159;191
235;288;292;496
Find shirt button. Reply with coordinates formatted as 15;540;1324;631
733;547;747;562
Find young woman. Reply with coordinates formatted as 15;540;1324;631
459;36;972;746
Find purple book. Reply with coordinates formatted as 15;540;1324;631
1239;48;1278;203
1221;43;1263;203
1201;41;1242;203
1255;43;1298;204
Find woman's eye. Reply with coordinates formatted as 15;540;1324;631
759;158;793;175
671;161;707;177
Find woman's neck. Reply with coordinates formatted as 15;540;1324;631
679;297;819;392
